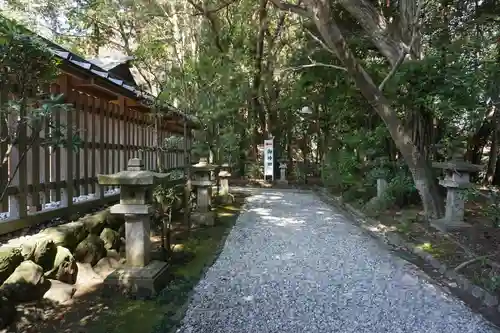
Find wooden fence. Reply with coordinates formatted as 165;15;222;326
0;74;192;235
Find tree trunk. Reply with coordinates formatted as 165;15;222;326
308;1;444;218
484;107;500;184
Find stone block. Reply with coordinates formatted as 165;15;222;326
191;211;216;226
471;285;485;299
104;260;169;299
124;216;151;268
431;218;471;232
484;292;499;307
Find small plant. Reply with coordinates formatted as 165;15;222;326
152;183;183;260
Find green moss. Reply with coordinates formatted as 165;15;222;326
415;240;458;260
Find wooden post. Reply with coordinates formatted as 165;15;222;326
60;78;74;208
30;95;41;213
82;94;90;195
97;98;105;198
90;96;97;194
7;101;28;219
42;85;51;206
74;91;81;197
120;97;128;169
51;83;62;203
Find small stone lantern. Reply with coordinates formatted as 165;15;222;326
97;158;169;297
278;161;288;184
218;163;232;204
191;157;216;226
431;154;483;232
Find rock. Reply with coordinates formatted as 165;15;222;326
40;221;87;251
106;249;121;261
0;260;47;302
45;246;78;284
100;228;121;250
82;210;112;235
32;239;57;272
93;257;121;278
106;212;125;231
43;279;76;304
0;247;23;285
75;262;103;286
0;292;16;330
74;235;106;266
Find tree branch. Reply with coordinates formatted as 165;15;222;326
378;0;423;92
282;62;347;72
305;29;336;56
269;0;312;19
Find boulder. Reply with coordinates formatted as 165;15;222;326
75;262;103;286
100;228;121;250
74;235;106;266
82;210;109;235
45;246;78;284
40;221;87;251
0;247;23;285
0;260;47;302
106;212;125;231
0;292;16;330
31;239;57;272
106;249;121;261
93;257;121;278
43;279;76;304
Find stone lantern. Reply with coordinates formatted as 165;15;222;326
97;158;169;297
431;153;483;232
191;157;216;226
278;161;288;185
218;163;232;204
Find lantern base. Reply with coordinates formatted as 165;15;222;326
103;260;169;299
191;211;215;226
431;218;471;232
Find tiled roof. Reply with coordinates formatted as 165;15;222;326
39;36;199;126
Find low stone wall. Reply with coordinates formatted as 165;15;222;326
0;208;125;329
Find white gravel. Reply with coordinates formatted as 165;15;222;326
176;189;499;333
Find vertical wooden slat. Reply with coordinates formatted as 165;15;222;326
117;106;122;172
97;98;105;198
90;96;97;194
104;101;110;176
61;79;74;208
132;110;137;161
42;85;51;206
140;120;145;162
74;92;81;198
111;104;116;174
121;98;128;166
11;90;28;218
82;94;89;195
51;83;61;203
30;92;41;213
148;117;152;170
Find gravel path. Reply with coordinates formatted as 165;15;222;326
176;189;499;333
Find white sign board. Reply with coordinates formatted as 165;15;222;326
264;139;274;180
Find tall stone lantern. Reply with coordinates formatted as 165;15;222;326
191;157;216;226
218;163;232;204
97;158;169;297
431;154;483;232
